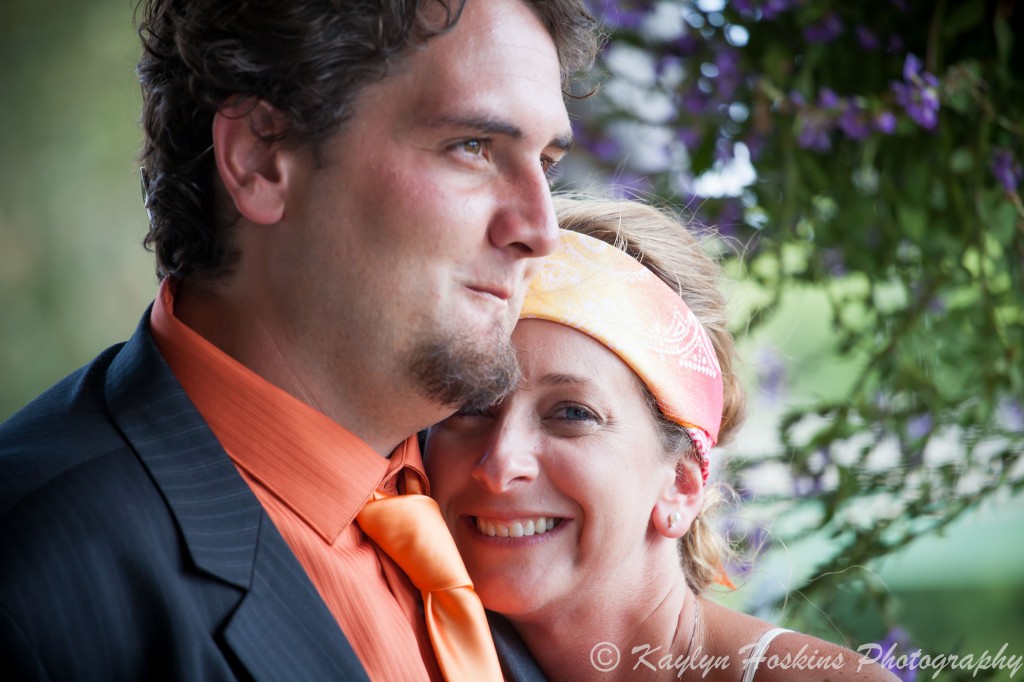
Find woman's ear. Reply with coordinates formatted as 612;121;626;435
652;457;704;539
212;98;292;225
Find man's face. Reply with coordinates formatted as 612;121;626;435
271;0;571;422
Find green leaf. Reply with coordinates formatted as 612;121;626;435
942;2;986;41
896;204;927;242
994;15;1014;66
948;147;973;175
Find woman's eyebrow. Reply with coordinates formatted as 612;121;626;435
538;373;590;387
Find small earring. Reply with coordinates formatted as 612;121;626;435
667;512;681;530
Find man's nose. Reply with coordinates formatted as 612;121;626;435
487;165;559;259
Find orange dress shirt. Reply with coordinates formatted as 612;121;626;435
150;280;441;682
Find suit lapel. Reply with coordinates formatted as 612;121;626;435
105;310;367;681
224;516;370;681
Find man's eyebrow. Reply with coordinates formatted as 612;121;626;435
423;114;524;139
548;133;574;153
423;113;574;152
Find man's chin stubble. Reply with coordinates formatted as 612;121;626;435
407;326;521;411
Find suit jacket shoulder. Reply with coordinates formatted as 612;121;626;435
0;310;367;681
0;341;127;516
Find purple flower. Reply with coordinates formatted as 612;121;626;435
724;520;766;579
714;48;742;100
804;12;845;43
887;34;905;52
874;111;897;134
744;134;766;161
789;89;807;107
762;0;797;21
714;137;735;163
676;126;702;150
855;25;880;50
797;115;832;151
576;126;622;164
610;173;652;199
588;137;621;163
872;628;918;682
838;103;871;140
888;0;910;12
822;247;847;276
817;87;841;109
891;80;911;107
673;32;703;57
907;413;932;441
756;346;786;398
991;148;1023;193
1002;399;1023;431
716;199;743;233
793;475;823;498
655;54;681;78
681;90;710;116
587;0;651;30
903;52;923;81
898;87;939;129
891;55;941;130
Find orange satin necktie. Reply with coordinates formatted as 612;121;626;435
356;475;503;682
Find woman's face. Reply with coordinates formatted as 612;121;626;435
425;319;675;619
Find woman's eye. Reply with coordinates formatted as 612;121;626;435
554;404;596;422
435;405;495;433
454;404;494;419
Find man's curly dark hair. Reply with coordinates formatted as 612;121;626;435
136;0;601;281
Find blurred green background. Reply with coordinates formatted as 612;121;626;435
720;285;1024;678
2;1;1022;678
1;0;155;420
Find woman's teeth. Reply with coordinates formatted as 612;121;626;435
474;516;560;538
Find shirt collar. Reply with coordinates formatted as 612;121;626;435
150;279;429;544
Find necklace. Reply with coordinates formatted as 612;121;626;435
675;596;702;680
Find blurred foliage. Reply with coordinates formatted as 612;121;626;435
0;0;153;420
575;0;1024;669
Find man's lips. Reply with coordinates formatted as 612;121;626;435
466;284;513;302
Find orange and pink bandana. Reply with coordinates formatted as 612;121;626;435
520;230;724;481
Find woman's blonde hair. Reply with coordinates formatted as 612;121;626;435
553;194;745;592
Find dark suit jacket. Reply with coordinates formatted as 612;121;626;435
0;311;369;681
488;612;547;682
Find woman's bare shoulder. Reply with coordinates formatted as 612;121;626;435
699;597;899;682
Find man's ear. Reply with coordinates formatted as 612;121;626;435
212;98;292;225
651;457;704;539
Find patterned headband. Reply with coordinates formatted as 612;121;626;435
520;229;724;482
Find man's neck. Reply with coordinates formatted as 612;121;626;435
172;277;447;457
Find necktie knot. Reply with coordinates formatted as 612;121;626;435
357;492;472;592
356;477;503;681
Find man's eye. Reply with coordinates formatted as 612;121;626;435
460;139;486;156
541;155;563;183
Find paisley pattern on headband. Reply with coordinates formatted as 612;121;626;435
521;230;724;481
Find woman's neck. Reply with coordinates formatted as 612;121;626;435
509;567;703;681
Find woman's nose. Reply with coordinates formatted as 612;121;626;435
470;418;539;493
